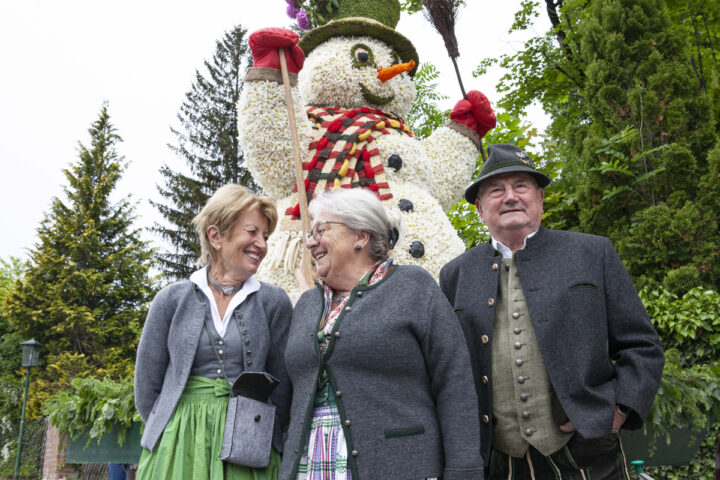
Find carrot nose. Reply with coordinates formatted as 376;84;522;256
377;60;415;83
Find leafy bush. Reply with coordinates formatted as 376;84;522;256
43;376;139;447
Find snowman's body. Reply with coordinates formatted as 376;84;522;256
239;35;479;291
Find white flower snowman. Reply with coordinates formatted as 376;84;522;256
238;1;495;292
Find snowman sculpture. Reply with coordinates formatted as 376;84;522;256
238;0;495;292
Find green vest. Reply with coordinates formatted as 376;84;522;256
491;257;572;457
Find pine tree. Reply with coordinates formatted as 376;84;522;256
3;105;156;413
153;25;255;281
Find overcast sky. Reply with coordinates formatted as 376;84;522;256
0;1;549;262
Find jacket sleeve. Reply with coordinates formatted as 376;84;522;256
265;286;294;437
603;238;664;428
134;287;173;422
421;285;484;479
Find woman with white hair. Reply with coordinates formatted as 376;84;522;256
135;184;292;480
280;188;483;480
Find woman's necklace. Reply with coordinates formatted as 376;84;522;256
207;271;244;296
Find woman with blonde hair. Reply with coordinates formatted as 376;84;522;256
135;184;292;480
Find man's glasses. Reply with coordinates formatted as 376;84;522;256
305;221;345;242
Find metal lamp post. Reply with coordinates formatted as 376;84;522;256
13;339;42;480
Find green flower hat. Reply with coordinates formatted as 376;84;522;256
298;0;419;76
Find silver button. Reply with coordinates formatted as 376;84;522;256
514;342;522;349
218;349;224;355
517;376;526;384
482;415;489;423
247;360;253;366
336;391;342;397
481;335;489;344
487;298;495;307
512;312;520;319
218;340;224;346
492;263;498;271
516;359;523;367
525;428;533;436
344;306;352;312
344;420;351;426
522;411;530;419
356;291;363;297
482;375;489;384
334;332;341;338
514;328;521;335
520;393;528;401
242;329;248;335
216;369;222;374
246;350;252;355
244;340;250;345
351;450;358;457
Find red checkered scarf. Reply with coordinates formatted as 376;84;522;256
285;105;415;219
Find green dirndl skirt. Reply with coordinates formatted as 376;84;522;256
137;376;281;480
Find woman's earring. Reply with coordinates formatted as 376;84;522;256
354;244;362;251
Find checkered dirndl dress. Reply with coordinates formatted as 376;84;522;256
295;260;439;480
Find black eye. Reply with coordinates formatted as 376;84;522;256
350;43;375;68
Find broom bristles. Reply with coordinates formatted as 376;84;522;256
422;0;460;58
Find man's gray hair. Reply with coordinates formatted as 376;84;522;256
308;189;403;261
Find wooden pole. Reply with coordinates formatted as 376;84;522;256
278;48;315;289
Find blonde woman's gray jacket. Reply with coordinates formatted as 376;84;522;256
280;265;483;480
134;279;293;452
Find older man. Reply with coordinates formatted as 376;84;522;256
440;144;664;479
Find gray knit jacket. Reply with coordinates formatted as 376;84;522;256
280;265;484;480
134;280;293;452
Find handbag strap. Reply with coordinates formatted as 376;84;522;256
203;312;245;397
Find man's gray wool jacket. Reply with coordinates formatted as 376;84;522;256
439;226;665;464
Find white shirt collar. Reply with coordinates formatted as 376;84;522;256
491;230;539;259
190;266;260;337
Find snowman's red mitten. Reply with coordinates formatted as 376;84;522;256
248;27;305;74
447;90;497;149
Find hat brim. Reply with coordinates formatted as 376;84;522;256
299;18;419;76
464;166;551;204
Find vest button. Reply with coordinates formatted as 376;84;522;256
515;359;523;366
357;291;363;297
344;420;351;426
522;411;530;419
520;393;528;401
514;342;522;349
517;376;526;384
482;415;489;423
216;369;222;375
487;298;495;307
334;332;341;338
512;312;520;319
481;335;489;344
514;328;521;335
218;340;224;346
482;376;489;384
218;350;224;355
351;450;358;457
492;263;498;271
344;306;352;312
525;428;533;436
336;391;342;397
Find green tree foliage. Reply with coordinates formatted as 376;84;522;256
2;105;156;416
153;25;256;281
405;62;448;139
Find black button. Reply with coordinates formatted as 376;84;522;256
409;240;425;258
388;154;403;171
254;415;261;422
398;198;414;212
505;264;510;271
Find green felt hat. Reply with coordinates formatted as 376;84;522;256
298;0;419;76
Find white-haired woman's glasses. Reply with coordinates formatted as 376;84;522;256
305;221;346;242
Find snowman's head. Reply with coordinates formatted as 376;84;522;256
298;36;416;117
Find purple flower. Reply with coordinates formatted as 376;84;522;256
286;3;300;18
297;9;310;30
